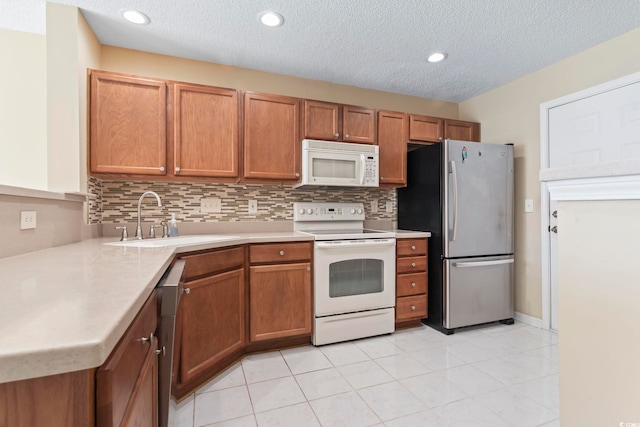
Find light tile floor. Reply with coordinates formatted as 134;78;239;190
169;321;559;427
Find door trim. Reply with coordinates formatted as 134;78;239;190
539;70;640;331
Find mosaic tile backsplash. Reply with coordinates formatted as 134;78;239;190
88;178;396;224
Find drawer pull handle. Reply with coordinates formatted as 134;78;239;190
279;250;285;256
411;262;416;268
411;245;416;250
183;287;191;295
141;332;155;345
411;282;416;287
411;305;416;311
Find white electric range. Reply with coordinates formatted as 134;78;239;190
294;202;396;345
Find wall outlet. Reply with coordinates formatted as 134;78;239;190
525;199;534;213
248;200;258;214
370;200;379;213
386;201;394;213
201;198;221;213
20;211;36;230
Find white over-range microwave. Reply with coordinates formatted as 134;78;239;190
294;139;379;188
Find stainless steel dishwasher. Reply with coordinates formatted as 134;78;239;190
156;259;186;427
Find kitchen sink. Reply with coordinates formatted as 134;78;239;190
105;235;240;247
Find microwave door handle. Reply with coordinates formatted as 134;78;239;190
360;154;366;185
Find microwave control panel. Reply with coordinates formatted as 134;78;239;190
363;156;378;186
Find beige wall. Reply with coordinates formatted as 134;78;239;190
558;200;640;424
459;28;640;318
0;29;47;190
100;46;458;118
46;4;101;193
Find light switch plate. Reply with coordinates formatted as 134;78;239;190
371;200;379;213
385;201;394;213
525;199;534;213
248;200;258;214
21;211;36;229
201;198;221;213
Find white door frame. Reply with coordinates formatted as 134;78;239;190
539;71;640;330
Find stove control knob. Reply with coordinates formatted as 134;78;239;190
350;209;356;214
357;208;363;214
298;208;305;215
306;208;313;215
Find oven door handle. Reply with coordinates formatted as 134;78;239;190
315;239;396;249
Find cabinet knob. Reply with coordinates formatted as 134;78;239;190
141;332;155;344
411;262;416;268
380;177;384;180
411;245;416;250
183;287;191;295
159;166;165;172
345;134;350;138
307;266;311;271
295;173;300;177
335;133;340;138
411;305;416;311
175;167;181;173
279;250;285;256
411;282;416;287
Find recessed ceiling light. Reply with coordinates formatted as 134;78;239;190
121;9;150;25
427;52;447;63
259;11;284;27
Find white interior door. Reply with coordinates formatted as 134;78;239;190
546;79;640;332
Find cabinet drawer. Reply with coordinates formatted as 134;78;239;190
397;272;427;297
96;291;158;427
180;246;244;281
396;295;427;321
397;239;427;256
397;256;427;274
249;242;312;264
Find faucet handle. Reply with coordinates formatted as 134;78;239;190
115;226;129;241
160;221;168;238
149;224;163;239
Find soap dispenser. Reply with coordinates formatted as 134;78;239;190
168;213;180;237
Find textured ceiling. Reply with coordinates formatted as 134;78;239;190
3;0;640;102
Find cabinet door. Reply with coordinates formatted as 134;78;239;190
90;71;167;176
173;84;239;178
444;119;480;142
377;110;407;186
120;341;158;427
409;114;443;143
342;106;377;144
303;100;340;140
243;92;300;180
178;269;245;384
249;262;312;342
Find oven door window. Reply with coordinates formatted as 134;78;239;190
329;259;384;297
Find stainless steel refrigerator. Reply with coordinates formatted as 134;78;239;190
398;139;514;334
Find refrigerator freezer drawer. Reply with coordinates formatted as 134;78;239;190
444;255;514;329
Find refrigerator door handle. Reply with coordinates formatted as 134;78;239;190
450;160;458;242
455;259;514;268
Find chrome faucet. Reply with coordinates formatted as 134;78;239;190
135;191;162;239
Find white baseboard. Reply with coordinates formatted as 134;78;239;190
514;312;543;328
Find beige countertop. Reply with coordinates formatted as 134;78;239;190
0;229;429;384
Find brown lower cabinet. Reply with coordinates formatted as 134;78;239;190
0;291;159;427
395;238;429;327
172;247;245;398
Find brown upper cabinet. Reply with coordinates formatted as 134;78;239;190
90;71;167;176
377;111;408;187
303;100;377;144
409;115;480;143
171;83;240;179
244;92;301;181
444;119;481;142
409;114;443;143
